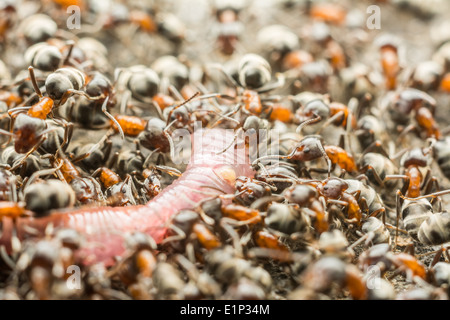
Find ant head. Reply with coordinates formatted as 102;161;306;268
395;88;436;115
319;178;348;199
138;118;170;153
86;72;113;98
128;69;160;101
291;136;324;161
45;67;85;101
302;99;330;120
401;147;430;168
168;104;190;127
243;115;268;131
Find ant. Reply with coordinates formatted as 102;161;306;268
134;165;181;202
395;188;450;266
44;149;104;205
162;209;222;255
301;256;367;300
293;98;357;133
385;147;438;199
283;183;329;234
358;141;398;189
433;136;450;180
253;117;357;177
388;88;441;140
309;2;347;25
358;243;427;282
91;166;139;207
201;54;285;120
378;37;400;90
136;93;202;161
213;0;245;55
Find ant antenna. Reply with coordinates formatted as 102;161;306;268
28;66;43;98
296;115;321;134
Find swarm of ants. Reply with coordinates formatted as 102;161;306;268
0;0;450;300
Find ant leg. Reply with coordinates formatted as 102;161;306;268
194;93;236;103
256;73;286;94
317;110;345;134
0;114;15;149
119;89;131;114
206;63;241;89
23;164;63;189
107;151;119;170
326;199;348;207
395;190;402;249
358;196;370;216
165;92;200;126
156;151;166;167
193;109;240;126
262;102;274;119
192;81;223;112
162;129;175;162
308;165;335;175
19;161;28;178
369;208;386;225
423;173;440;197
124;175;138;206
160;224;186;245
300;167;313;179
252;154;286;167
216;127;243;155
220;218;244;258
296;115;322;134
8;106;32;117
10;136;47;171
361;140;390;158
444;247;450;263
148;100;164;120
384;175;409;194
59;89;104;108
421;169;431;190
28;66;43;98
352;189;361;201
397;124;418;143
71;132;111;164
384;223;407;235
208;103;242;129
430;248;444;268
154;165;182;177
355;174;369;183
100;96;124;139
0;128;15;140
101;138;113;166
359;164;385;187
51;117;73;154
398;189;450;201
167;84;184;101
400;177;411;197
61;40;75;67
326;201;358;225
247;247;300;262
403;243;415;255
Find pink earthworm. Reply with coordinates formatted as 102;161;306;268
0;129;254;265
